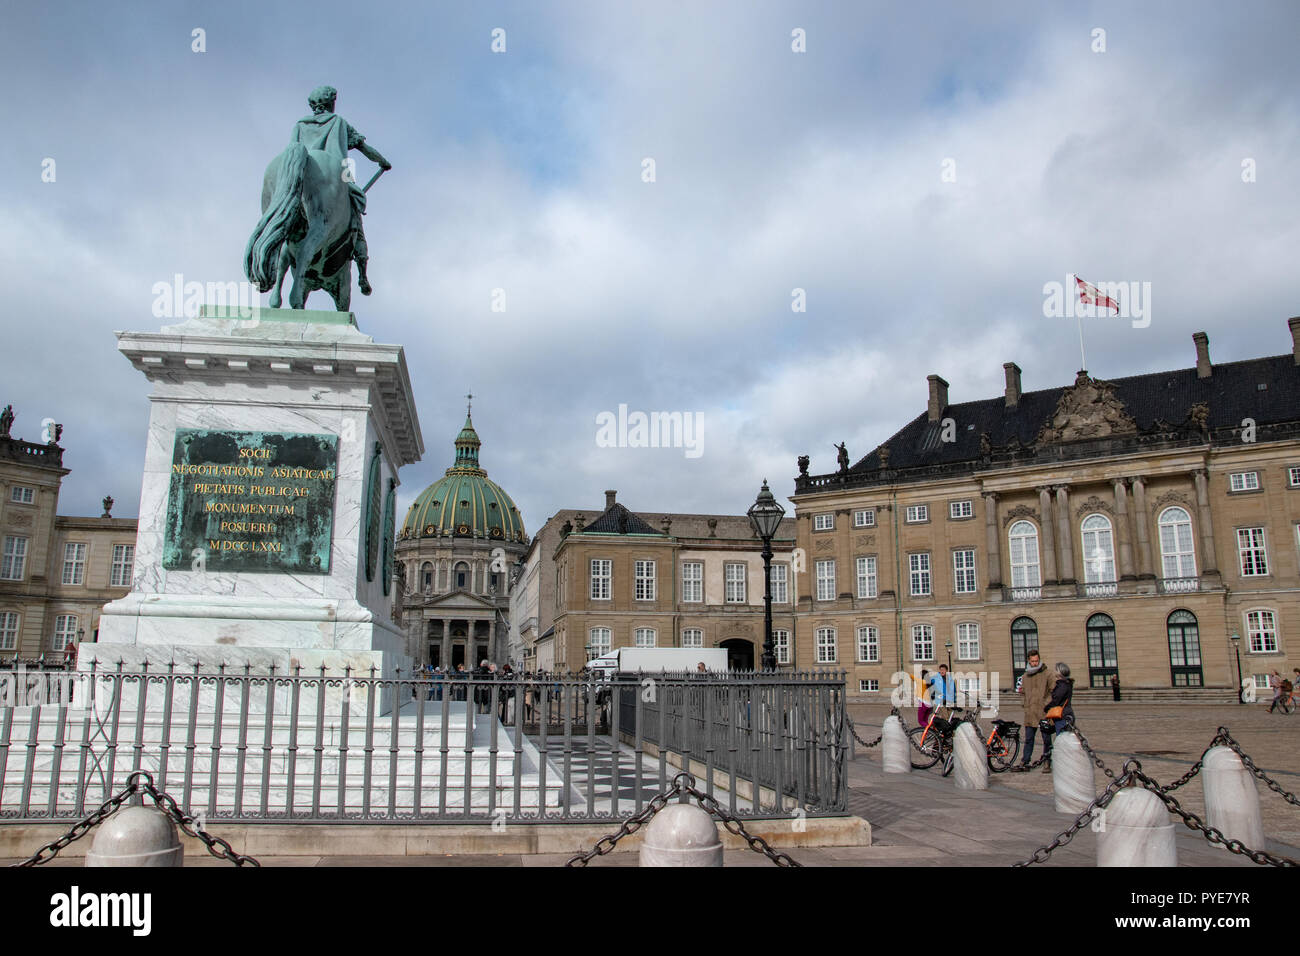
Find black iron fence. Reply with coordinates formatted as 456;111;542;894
0;662;848;825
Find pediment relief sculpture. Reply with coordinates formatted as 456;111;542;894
1035;372;1137;446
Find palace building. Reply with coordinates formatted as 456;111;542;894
512;490;796;672
789;319;1300;700
0;409;136;660
393;406;527;669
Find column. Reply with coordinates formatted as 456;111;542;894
1036;486;1058;585
1112;478;1136;581
1130;476;1155;578
1192;469;1220;574
1055;486;1076;583
441;617;451;668
982;491;1002;588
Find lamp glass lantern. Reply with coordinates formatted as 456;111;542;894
748;480;786;672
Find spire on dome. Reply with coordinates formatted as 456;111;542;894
449;393;485;475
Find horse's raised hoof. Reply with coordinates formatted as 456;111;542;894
359;277;372;296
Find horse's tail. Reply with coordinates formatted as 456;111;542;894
243;143;308;293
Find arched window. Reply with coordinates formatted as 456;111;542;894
421;561;433;591
634;627;656;648
1010;616;1038;685
454;561;470;590
1158;507;1197;583
588;627;612;657
1086;612;1119;688
911;624;934;662
1008;521;1041;589
1081;514;1115;585
1167;610;1203;686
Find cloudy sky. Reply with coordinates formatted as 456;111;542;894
4;1;1299;532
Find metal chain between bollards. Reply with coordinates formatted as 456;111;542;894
565;772;802;867
846;715;882;749
1013;766;1134;866
1069;725;1118;781
12;770;260;868
1213;726;1300;807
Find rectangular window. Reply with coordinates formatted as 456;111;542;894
952;549;977;593
682;561;703;603
815;559;836;601
0;612;17;651
682;628;703;648
956;622;980;661
1237;528;1268;576
958;675;982;702
635;627;656;648
110;544;135;588
949;500;973;519
856;556;877;599
634;560;656;601
62;542;87;586
905;504;928;523
814;513;835;531
1;536;28;581
1253;674;1273;696
1229;472;1260;492
856;626;879;663
771;563;788;603
909;553;931;596
911;624;934;662
816;627;837;664
724;563;746;603
773;629;790;665
588;627;612;656
52;614;77;652
9;486;34;504
859;679;880;692
1290;466;1300;488
590;559;612;600
1246;610;1278;653
853;509;876;528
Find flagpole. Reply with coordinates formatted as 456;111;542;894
1071;273;1087;372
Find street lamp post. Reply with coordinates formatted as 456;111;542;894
944;641;953;706
747;479;786;672
1231;633;1243;704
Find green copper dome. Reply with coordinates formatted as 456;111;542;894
400;410;526;542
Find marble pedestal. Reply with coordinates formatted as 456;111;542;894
91;306;424;702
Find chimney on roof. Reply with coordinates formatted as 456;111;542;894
1192;332;1212;379
1289;317;1300;365
1003;362;1021;408
927;374;949;422
604;490;616;510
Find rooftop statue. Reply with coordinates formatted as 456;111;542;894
244;86;392;312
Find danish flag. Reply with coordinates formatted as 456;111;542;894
1074;275;1119;313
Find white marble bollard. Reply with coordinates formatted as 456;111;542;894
1097;786;1177;866
881;715;911;774
639;803;723;867
85;804;184;867
1051;732;1095;814
952;722;989;790
1203;746;1265;851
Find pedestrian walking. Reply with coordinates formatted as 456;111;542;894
1017;651;1056;771
916;668;932;727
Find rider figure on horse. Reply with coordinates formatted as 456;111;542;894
293;85;391;295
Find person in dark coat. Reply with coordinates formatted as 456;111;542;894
1047;662;1075;736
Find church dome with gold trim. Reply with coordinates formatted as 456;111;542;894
400;407;527;543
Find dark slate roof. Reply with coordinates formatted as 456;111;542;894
803;353;1299;490
581;502;664;536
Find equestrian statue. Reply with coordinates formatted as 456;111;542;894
244;85;392;312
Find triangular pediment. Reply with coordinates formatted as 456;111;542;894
1034;371;1137;446
418;590;499;611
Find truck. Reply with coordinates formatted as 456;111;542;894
586;647;729;678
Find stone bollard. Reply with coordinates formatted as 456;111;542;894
1050;732;1094;815
1097;786;1177;866
85;804;184;867
881;715;910;773
639;803;723;867
1203;746;1265;851
952;722;989;791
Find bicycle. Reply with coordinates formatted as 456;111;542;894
909;706;1020;774
1269;690;1295;715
